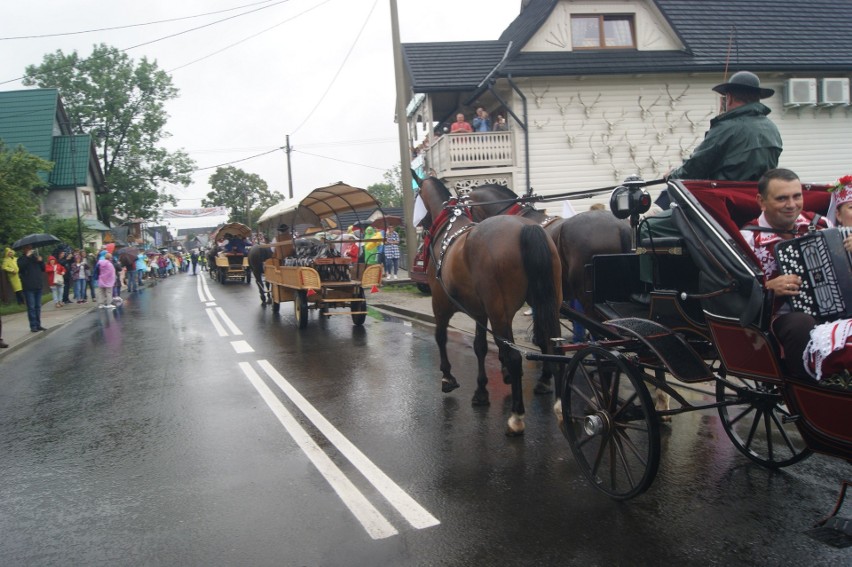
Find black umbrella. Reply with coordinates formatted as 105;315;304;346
116;247;140;257
12;233;61;250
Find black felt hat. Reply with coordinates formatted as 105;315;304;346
712;71;774;99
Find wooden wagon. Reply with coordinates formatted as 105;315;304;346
210;222;252;284
256;182;385;329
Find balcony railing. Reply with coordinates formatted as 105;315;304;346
425;131;515;177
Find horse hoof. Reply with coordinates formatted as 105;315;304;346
505;413;525;436
471;393;490;406
533;381;553;395
441;379;459;394
659;414;672;423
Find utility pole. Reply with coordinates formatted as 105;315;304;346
68;122;84;249
389;0;416;268
285;134;294;199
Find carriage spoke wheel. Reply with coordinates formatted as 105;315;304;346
716;376;811;468
294;290;309;329
561;346;660;500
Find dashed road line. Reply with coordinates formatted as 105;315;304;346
215;307;242;335
231;340;254;353
205;308;228;337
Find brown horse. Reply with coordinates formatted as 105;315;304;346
248;245;273;305
415;177;563;435
468;184;631;317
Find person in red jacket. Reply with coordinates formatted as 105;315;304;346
46;255;67;307
450;113;472;133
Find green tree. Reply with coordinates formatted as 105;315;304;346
0;142;52;245
41;215;97;250
367;164;403;207
23;43;195;222
202;166;283;228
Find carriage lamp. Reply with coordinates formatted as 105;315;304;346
610;175;651;220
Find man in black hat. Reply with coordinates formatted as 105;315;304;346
668;70;782;181
635;71;782;304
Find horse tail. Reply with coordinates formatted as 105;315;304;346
520;224;561;347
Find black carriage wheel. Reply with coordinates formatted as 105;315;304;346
245;270;251;284
351;289;366;326
218;269;225;284
561;346;661;500
294;290;309;329
715;376;811;468
271;300;281;314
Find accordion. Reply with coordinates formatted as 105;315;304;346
775;227;852;318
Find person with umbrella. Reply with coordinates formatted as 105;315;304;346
17;245;47;332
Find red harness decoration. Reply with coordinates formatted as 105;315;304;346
504;203;524;216
422;198;472;269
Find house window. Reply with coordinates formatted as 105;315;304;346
82;190;93;213
571;15;635;49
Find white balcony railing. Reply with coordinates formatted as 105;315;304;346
425;131;515;177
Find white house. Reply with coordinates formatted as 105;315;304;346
403;0;852;212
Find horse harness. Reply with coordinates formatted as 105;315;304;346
502;202;560;229
424;197;475;278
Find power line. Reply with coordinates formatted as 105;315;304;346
194;147;284;172
0;0;292;86
0;0;276;40
293;149;386;171
290;0;379;135
168;0;332;73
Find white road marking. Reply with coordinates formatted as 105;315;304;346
198;272;215;302
205;308;228;337
231;340;254;353
238;362;398;540
206;302;216;307
257;359;440;530
215;307;242;336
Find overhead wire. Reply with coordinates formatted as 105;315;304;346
0;0;276;40
168;0;332;73
289;0;379;135
0;0;293;85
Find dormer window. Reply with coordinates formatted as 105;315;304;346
571;14;635;49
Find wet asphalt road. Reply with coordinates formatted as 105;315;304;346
0;273;850;566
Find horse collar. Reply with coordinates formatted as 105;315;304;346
424;197;473;272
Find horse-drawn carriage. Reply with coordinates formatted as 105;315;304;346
511;178;852;521
415;174;851;532
208;222;252;284
254;182;384;329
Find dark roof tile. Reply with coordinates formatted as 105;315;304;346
403;0;852;90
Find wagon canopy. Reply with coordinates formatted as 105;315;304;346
257;182;385;234
214;222;252;241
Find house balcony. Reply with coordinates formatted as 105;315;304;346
423;131;516;181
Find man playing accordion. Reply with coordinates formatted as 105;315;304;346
741;168;852;380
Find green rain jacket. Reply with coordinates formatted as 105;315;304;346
668;102;782;182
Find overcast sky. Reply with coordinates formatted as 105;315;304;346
1;0;520;211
